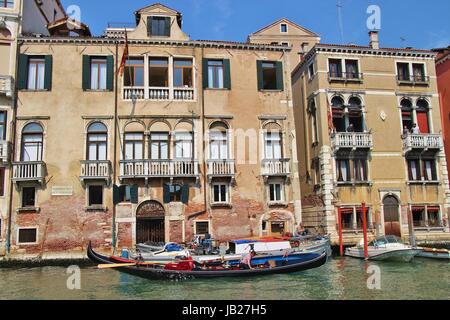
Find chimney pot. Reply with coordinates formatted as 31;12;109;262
369;31;380;49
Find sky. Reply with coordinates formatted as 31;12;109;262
60;0;450;50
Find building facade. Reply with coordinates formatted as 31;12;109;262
292;32;450;245
434;47;450;177
8;3;301;255
0;0;65;255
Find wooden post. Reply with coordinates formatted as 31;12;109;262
362;202;369;260
338;207;343;256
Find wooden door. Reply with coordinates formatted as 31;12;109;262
136;218;165;244
383;196;401;237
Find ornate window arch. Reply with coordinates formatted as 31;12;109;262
21;123;44;162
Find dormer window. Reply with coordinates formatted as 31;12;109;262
280;23;288;33
147;16;171;37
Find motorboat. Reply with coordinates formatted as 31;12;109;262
345;235;422;262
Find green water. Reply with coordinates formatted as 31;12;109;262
0;257;448;300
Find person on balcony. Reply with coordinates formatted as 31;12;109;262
412;124;420;134
346;123;355;133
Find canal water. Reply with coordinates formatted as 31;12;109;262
0;257;448;300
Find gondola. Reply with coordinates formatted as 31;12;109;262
87;242;328;280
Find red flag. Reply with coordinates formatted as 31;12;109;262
117;29;129;76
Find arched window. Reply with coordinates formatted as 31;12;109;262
21;123;44;162
124;122;144;160
0;28;12;75
264;123;283;159
348;97;364;132
416;99;430;134
331;96;345;132
174;121;193;159
209;122;229;160
87;122;107;161
149;121;170;160
401;99;413;131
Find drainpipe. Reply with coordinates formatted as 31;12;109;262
5;0;24;254
111;41;119;250
201;47;208;217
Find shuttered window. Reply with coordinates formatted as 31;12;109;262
256;60;283;91
202;59;231;89
18;55;52;91
147;16;171;37
83;55;114;91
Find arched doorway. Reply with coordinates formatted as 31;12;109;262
136;201;165;244
383;195;401;237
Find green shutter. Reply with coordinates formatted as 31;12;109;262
256;60;263;91
18;54;29;90
276;61;284;91
163;184;171;204
223;59;231;90
82;55;91;91
44;55;53;91
130;185;139;204
181;184;189;204
106;56;114;91
147;16;153;36
113;185;120;205
202;59;209;89
164;17;171;37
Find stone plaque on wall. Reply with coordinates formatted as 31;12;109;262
52;186;73;196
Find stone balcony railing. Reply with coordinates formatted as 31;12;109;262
261;159;291;177
119;159;199;179
207;159;236;178
123;86;195;101
403;133;443;152
0;141;10;162
331;132;373;150
80;160;112;183
0;75;13;97
12;161;46;184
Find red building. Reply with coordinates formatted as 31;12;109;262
435;46;450;171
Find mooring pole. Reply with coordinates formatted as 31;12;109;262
338;207;343;256
362;202;369;260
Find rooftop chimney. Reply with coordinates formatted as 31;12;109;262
369;31;379;49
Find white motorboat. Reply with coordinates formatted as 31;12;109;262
417;247;450;260
345;235;422;262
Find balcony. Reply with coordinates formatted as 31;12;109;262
331;132;373;151
80;160;112;183
0;76;13;97
12;162;46;184
397;75;430;86
328;72;363;83
403;133;442;153
119;159;200;180
261;159;291;177
207;160;236;180
0;141;10;163
123;86;195;101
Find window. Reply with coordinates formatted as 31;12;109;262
117;185;131;203
356;207;371;229
27;58;45;90
345;60;359;79
212;183;228;204
332;96;346;132
174;132;193;159
21;123;43;162
18;228;37;244
124;133;143;160
87;123;107;161
264;131;282;159
124;58;144;87
22;187;36;207
336;156;369;183
354;158;368;182
174;59;193;87
340;208;353;230
280;23;288;33
416;99;430;134
407;158;437;182
0;111;7;141
195;221;209;236
412;206;425;227
0;167;4;197
397;62;428;83
312;157;321;186
271;221;285;235
348;97;364;132
401;99;413;131
340;207;372;230
412;206;442;228
207;60;224;89
149;16;171;37
412;64;425;81
88;185;103;206
397;62;410;81
89;59;107;90
1;1;14;9
149;132;169;160
427;207;441;227
169;184;182;202
329;59;343;78
336;159;351;182
257;60;283;91
308;63;315;79
163;183;189;204
149;58;169;87
261;62;277;90
331;96;364;133
209;123;229;160
269;182;284;202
